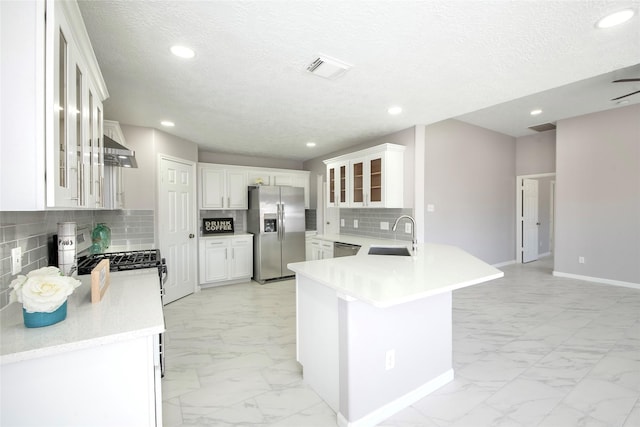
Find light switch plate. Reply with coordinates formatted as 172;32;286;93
353;219;358;228
11;247;22;275
340;219;345;227
405;222;412;234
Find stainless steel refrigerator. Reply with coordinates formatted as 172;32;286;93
247;186;305;283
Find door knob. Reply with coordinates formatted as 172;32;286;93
189;233;195;238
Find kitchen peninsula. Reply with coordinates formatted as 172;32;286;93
288;240;503;427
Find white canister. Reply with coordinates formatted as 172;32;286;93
58;222;77;276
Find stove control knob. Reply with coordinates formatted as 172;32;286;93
189;233;195;239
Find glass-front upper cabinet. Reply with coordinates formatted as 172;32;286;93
349;156;383;207
325;143;405;209
87;87;104;208
0;1;108;210
48;0;108;208
326;161;349;208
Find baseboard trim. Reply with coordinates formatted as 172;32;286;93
336;369;454;427
552;271;640;290
493;259;516;268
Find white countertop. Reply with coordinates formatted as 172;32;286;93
200;233;253;238
288;236;504;308
0;270;165;365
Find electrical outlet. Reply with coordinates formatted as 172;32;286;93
380;221;389;230
340;219;345;227
405;222;412;234
11;247;22;275
427;204;435;212
578;256;585;264
353;219;358;228
385;349;395;370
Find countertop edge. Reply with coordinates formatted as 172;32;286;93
289;241;505;307
0;324;165;365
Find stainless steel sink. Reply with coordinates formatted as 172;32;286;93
367;245;411;256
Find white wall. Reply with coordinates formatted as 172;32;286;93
199;151;303;170
424;119;516;265
120;125;198;210
516;130;556;175
554;104;640;284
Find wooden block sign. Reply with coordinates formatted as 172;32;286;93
91;259;111;303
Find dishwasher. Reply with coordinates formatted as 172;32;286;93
333;241;361;257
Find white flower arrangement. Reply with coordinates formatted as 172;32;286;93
10;266;82;313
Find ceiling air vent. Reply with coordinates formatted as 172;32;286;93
306;55;352;80
528;123;557;132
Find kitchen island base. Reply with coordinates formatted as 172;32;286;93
296;275;455;427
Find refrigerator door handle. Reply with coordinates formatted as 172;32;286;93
277;203;282;241
281;203;286;239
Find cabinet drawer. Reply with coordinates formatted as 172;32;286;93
203;239;228;248
232;237;252;246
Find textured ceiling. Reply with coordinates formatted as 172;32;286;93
77;1;640;161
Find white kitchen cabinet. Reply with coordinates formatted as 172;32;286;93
0;270;163;427
230;236;253;279
49;0;108;208
247;167;311;208
200;238;229;282
199;235;253;286
326;161;349;208
199;164;248;210
0;0;108;210
324;144;405;209
305;231;318;261
310;238;333;260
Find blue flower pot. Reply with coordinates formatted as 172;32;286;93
23;301;67;328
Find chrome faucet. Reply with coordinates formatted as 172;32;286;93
392;215;417;254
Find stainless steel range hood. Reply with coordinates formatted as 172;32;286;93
104;135;138;168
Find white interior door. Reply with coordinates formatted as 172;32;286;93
158;156;197;304
522;178;539;263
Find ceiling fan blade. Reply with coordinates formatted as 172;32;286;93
613;78;640;83
611;90;640;101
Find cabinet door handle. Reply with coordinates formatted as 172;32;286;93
221;196;224;207
225;248;228;260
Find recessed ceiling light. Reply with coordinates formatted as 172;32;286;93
530;109;543;116
306;142;316;147
170;45;195;59
388;106;402;115
596;9;635;28
161;121;175;127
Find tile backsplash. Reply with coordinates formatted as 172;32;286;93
0;209;154;310
339;208;414;241
94;210;155;251
305;209;317;231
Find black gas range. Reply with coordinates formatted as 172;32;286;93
77;249;167;377
77;249;166;275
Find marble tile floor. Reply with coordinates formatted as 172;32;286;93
161;257;640;427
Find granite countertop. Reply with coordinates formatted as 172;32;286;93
288;237;504;308
0;270;164;365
